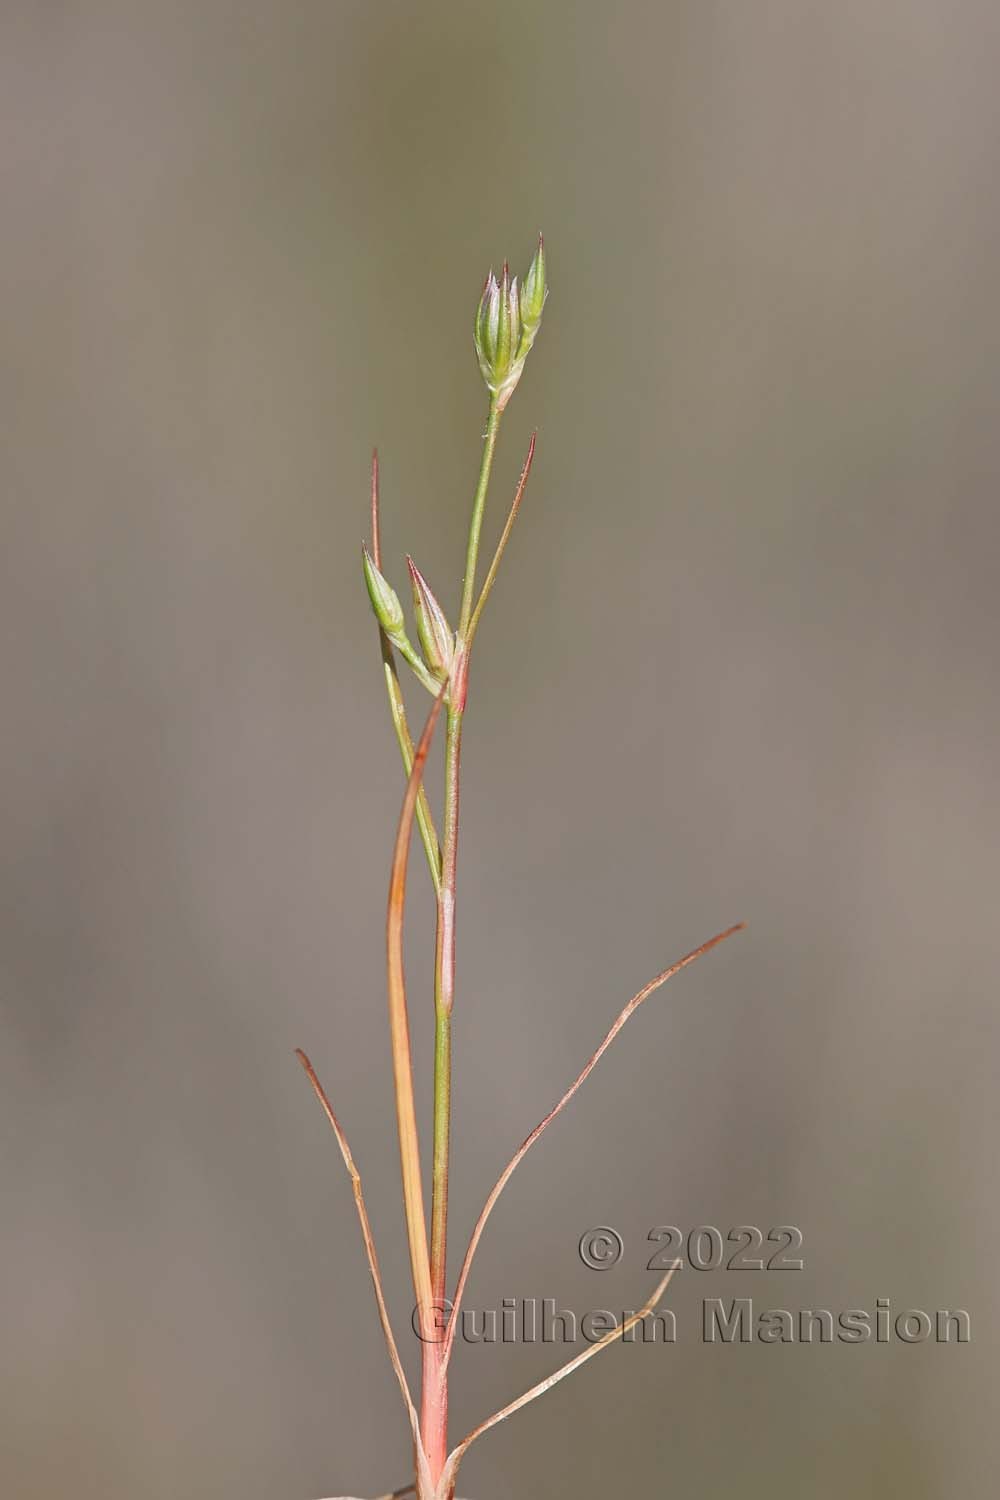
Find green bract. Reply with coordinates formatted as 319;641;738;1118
362;543;405;636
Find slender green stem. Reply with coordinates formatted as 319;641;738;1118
429;395;503;1311
457;398;502;638
424;395;505;1486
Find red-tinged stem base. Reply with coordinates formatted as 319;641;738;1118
419;1343;448;1495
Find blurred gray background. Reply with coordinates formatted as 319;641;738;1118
3;3;997;1497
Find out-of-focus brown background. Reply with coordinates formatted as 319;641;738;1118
3;3;997;1497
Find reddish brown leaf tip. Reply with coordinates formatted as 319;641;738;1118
370;449;382;567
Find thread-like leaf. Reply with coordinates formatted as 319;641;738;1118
467;430;537;645
293;1050;426;1476
440;921;745;1373
370;446;383;569
440;1263;681;1495
387;684;448;1339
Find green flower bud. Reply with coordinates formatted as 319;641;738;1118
406;557;453;679
519;234;546;344
475;271;502;382
496;263;519;379
474;240;547;410
362;543;405;637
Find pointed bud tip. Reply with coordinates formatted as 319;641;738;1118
362;544;405;635
407;556;453;678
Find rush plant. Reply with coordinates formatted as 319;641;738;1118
296;238;743;1500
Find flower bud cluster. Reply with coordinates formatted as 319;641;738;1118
474;236;547;410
